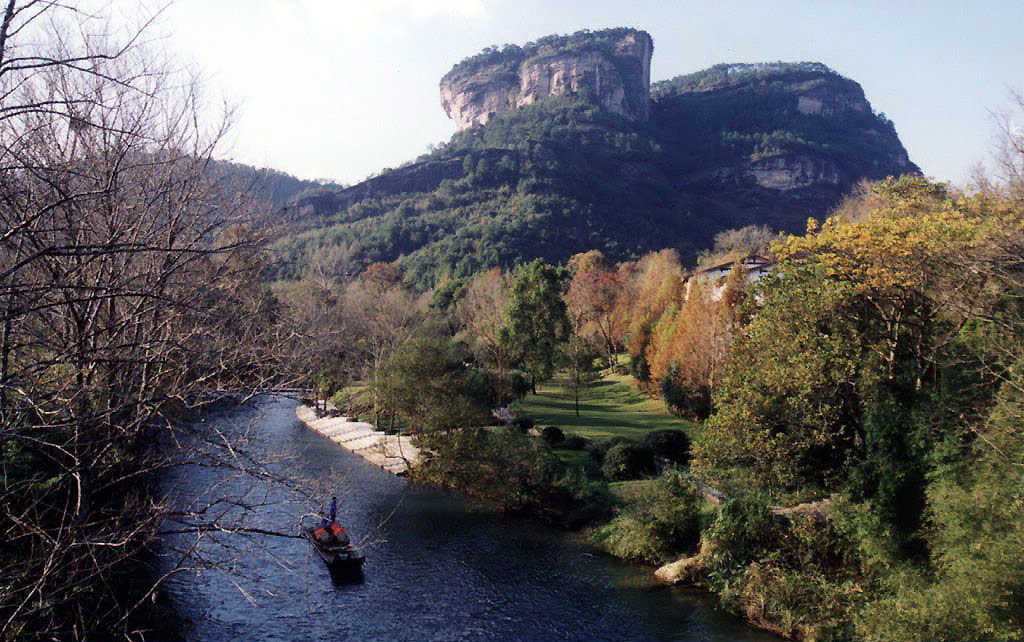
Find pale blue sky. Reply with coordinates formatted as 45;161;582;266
164;0;1024;186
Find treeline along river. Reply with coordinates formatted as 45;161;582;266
160;397;776;641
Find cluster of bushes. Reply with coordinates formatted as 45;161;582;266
598;439;656;481
511;413;691;483
540;425;564;446
595;487;866;639
587;430;690;481
699;494;861;641
417;407;697;533
594;469;702;564
413;427;613;527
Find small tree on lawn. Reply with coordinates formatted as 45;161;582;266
564;334;601;416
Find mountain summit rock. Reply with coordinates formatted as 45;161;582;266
440;28;653;130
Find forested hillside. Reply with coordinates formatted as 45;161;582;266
268;31;915;288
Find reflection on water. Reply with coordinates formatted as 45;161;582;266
161;397;777;642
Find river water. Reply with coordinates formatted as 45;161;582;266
160;397;776;642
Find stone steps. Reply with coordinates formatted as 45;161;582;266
295;405;419;476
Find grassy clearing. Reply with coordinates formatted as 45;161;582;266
515;370;695;443
609;479;658;502
329;384;379;423
552;448;593;470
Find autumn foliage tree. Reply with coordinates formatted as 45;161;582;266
647;280;719;417
619;250;685;380
566;250;626;367
634;254;749;418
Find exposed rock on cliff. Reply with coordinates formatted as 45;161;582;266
651;62;916;230
440;28;652;130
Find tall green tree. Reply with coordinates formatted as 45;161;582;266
374;335;489;434
503;260;571;392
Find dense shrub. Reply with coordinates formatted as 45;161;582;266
601;442;656;481
560;434;590;450
558;468;615;528
629;354;650;382
660;369;711;419
414;427;563;513
641;429;690;465
700;494;864;640
702;493;782;589
729;562;859;641
590;436;635;463
594;469;701;564
540;425;565;446
414;427;613;527
460;368;500;407
512;416;535;432
509;371;533;400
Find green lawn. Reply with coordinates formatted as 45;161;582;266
609;479;658;502
514;370;695;443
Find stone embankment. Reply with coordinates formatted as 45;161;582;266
295;405;419;476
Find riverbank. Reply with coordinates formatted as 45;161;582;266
295;396;787;639
295;404;419;475
167;397;777;642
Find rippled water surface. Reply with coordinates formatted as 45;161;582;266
161;398;777;642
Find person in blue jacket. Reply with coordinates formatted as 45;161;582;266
328;496;338;523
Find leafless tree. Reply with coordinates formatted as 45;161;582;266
342;264;424;423
991;88;1024;199
456;267;512;404
0;3;314;638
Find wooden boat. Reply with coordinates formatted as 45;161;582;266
302;524;365;573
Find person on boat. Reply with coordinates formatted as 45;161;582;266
328;496;338;523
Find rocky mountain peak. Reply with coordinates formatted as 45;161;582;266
440;28;652;130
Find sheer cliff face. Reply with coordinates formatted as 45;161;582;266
440;30;652;130
739;77;912;191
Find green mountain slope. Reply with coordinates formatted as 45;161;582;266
270;34;916;289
